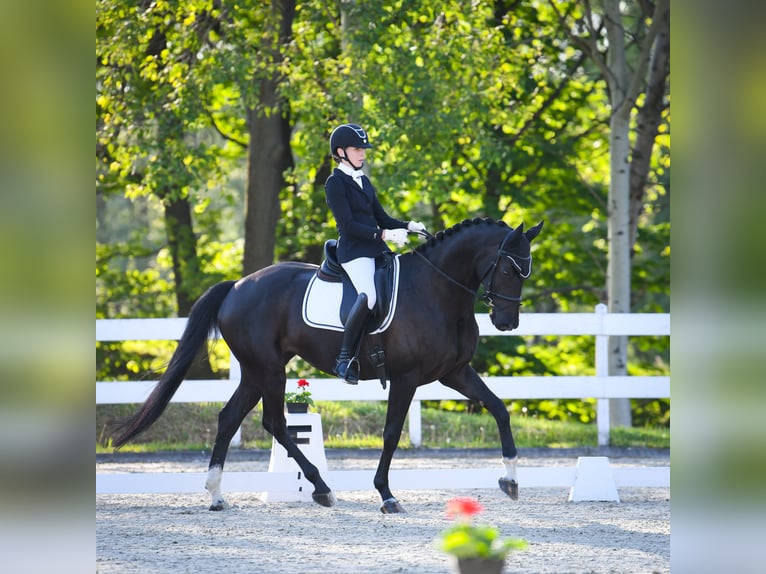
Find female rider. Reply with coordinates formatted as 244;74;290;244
324;123;426;383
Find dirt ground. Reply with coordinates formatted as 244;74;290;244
96;448;669;574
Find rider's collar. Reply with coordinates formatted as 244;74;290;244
337;162;365;180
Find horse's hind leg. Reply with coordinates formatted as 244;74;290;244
261;386;336;508
373;382;416;514
205;381;262;511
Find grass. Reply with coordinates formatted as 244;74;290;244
96;401;669;454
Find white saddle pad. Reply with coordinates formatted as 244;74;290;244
301;255;401;333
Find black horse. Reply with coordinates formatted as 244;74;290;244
113;217;543;513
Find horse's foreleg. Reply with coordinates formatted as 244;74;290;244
500;455;519;500
374;383;416;514
262;398;336;508
440;366;519;500
206;383;262;511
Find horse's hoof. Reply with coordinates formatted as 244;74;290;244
208;499;229;511
380;498;406;514
499;477;519;500
312;490;336;507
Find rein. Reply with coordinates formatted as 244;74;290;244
410;228;529;308
413;248;485;301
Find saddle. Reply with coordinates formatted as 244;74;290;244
317;240;396;331
301;240;399;389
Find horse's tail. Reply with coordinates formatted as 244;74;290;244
112;280;237;448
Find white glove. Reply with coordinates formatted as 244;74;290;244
382;228;408;247
407;221;427;234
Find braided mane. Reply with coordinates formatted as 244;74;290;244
414;217;510;254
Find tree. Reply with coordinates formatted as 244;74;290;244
222;2;297;273
97;1;233;316
97;1;242;377
96;0;669;427
549;0;670;426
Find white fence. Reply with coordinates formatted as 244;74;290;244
97;462;670;499
96;304;669;447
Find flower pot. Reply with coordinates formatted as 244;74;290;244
449;556;505;574
286;402;309;414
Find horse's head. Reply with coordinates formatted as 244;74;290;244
483;221;544;331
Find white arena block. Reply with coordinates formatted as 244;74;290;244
259;412;328;503
568;456;620;502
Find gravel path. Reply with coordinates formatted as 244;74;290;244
97;448;669;573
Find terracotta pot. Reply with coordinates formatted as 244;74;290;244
449;556;505;574
285;402;309;414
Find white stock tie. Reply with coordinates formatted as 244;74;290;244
338;163;365;189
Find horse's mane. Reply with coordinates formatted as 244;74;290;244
414;217;510;254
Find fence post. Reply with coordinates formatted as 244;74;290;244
408;400;422;447
229;351;242;447
595;304;610;446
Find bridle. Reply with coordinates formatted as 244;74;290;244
412;228;532;309
480;230;532;308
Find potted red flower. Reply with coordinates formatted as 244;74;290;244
284;379;314;413
436;496;527;574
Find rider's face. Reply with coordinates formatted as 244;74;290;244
341;146;366;166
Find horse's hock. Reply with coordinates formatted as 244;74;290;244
259;412;328;503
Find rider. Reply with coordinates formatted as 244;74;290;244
325;123;427;384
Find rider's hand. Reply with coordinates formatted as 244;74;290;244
382;228;408;247
407;221;427;234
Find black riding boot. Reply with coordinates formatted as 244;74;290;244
333;293;372;384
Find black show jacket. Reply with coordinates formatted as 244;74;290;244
325;168;408;264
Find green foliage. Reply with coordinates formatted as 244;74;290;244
96;1;669;428
284;379;315;405
438;522;527;560
96;339;231;384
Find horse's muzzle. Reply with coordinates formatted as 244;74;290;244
490;310;519;331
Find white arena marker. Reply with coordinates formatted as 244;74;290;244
568;456;620;502
259;412;328;503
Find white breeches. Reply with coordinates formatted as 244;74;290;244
341;257;376;309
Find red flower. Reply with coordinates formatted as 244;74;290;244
297;379;310;388
445;496;484;520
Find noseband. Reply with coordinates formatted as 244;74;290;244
413;228;531;309
478;228;531;308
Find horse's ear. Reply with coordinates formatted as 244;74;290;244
503;224;524;248
525;220;544;242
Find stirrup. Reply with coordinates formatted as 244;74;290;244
334;356;359;385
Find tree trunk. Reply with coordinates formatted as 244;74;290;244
162;192;203;316
603;0;632;427
243;101;292;273
607;109;633;427
242;0;295;275
161;191;215;379
551;0;669;429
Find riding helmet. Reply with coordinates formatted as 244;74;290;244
329;123;372;160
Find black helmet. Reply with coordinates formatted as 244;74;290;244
329;124;372;160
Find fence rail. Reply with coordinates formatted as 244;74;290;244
96;304;669;446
